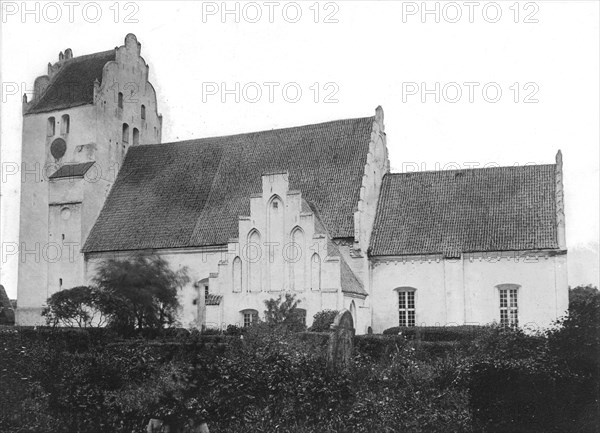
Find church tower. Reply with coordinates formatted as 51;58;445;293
17;34;162;325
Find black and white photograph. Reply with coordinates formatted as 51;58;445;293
0;1;598;431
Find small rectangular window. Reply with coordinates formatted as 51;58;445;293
243;311;257;328
398;290;416;327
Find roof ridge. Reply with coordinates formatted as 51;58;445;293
386;163;555;177
147;115;376;148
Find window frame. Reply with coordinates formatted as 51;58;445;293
395;287;417;327
60;114;70;135
122;123;129;143
241;309;258;328
497;284;520;329
47;117;55;136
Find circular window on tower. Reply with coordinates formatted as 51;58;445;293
50;138;67;160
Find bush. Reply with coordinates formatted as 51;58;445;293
383;325;490;342
354;334;407;360
309;310;338;332
224;324;244;336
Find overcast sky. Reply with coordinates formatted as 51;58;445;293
1;1;599;297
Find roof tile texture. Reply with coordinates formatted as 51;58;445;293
370;165;559;256
83;116;374;252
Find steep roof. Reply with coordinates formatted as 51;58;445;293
370;165;559;257
26;50;115;114
49;162;95;179
83;116;375;253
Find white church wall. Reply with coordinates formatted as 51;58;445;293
370;252;569;333
463;253;569;330
371;258;447;333
17;104;97;325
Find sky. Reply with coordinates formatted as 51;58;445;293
1;1;599;298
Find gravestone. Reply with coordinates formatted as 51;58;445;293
0;285;15;325
327;309;354;369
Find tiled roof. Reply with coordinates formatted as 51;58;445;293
83;116;375;252
49;162;95;179
370;165;559;257
26;50;115;114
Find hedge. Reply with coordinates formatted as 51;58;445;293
382;325;491;342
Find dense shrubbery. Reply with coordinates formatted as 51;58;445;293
382;325;491;341
309;309;338;332
1;287;598;432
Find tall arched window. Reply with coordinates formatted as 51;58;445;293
232;256;242;293
267;195;284;291
122;123;129;143
118;92;123;109
60;114;70;134
311;253;321;291
395;287;416;327
47;117;55;136
247;230;262;292
290;227;305;291
141;104;146;120
133;127;139;146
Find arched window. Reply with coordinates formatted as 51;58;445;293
122;123;129;143
61;114;70;134
497;284;520;329
118;92;123;109
132;128;139;146
267;195;284;291
395;287;416;327
241;309;258;328
141;104;146;120
232;256;242;293
310;253;321;291
290;227;305;291
247;230;262;292
47;117;55;136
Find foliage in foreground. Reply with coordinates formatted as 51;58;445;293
1;286;598;433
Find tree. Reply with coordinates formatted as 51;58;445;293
42;286;109;327
93;254;189;334
263;293;305;331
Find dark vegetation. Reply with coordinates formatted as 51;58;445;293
1;282;597;432
42;254;189;335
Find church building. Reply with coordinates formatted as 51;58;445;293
16;34;568;333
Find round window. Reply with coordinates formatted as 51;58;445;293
50;138;67;160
